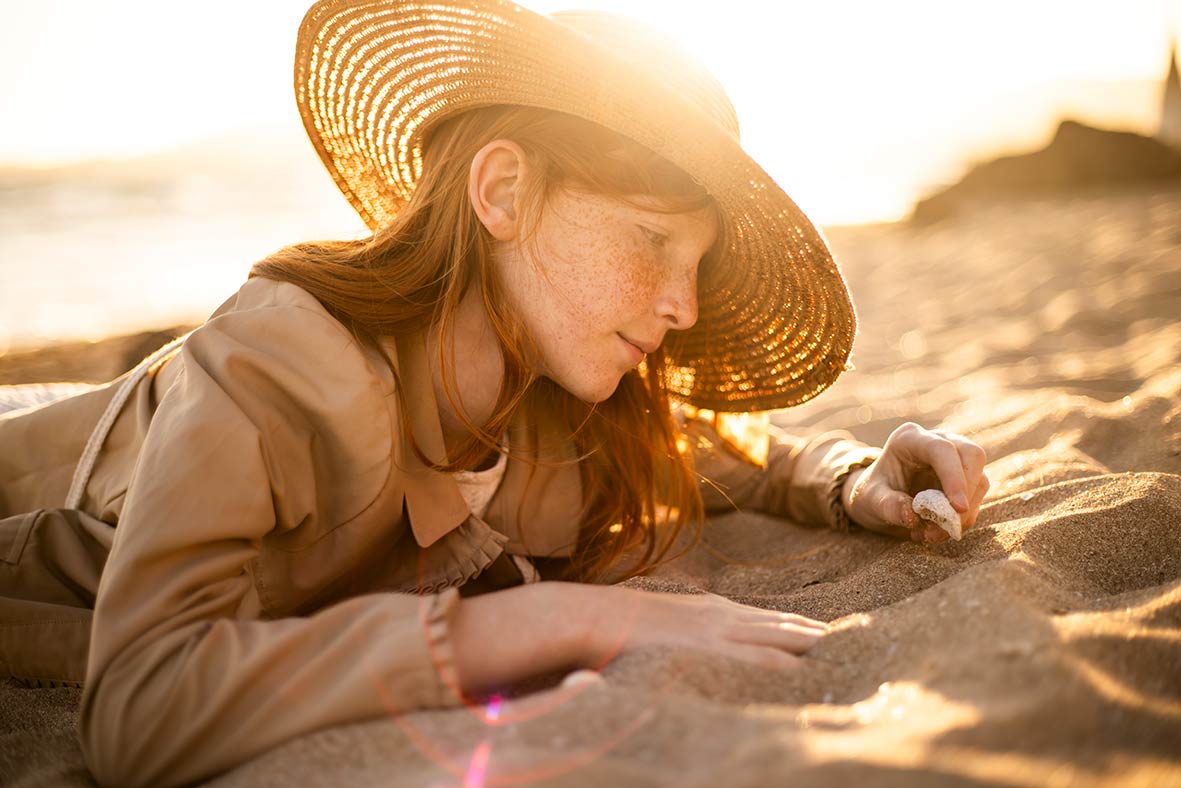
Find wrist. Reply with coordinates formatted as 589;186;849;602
838;466;913;540
448;580;604;697
536;580;619;670
840;466;869;516
827;456;877;532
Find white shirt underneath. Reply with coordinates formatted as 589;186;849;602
452;448;540;584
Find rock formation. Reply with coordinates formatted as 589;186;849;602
912;120;1181;224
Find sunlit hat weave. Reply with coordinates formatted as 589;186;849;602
294;0;857;411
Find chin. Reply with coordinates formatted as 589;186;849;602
553;374;624;404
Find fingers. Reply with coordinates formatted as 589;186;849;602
873;486;946;543
913;473;988;542
944;433;988;517
735;609;828;630
891;424;988;517
731;644;804;673
920;434;971;510
952;436;988;494
726;605;829;655
964;471;990;530
727;619;827;655
939;433;988;531
632;593;829;672
879;488;918;529
913;521;950;544
879;488;950;546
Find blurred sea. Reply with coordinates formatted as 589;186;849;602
0;124;368;353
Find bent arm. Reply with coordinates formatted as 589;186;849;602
78;288;474;786
686;414;880;529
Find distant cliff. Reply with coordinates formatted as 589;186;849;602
912;120;1181;224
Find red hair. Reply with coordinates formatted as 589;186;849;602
251;105;728;582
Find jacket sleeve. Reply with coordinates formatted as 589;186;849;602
685;412;881;529
79;287;465;788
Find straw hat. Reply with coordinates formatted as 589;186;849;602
294;0;857;411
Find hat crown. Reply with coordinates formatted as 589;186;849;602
549;10;741;141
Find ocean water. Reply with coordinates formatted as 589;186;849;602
0;159;367;353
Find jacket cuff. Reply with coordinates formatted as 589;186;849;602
824;453;880;532
421;585;464;707
763;428;881;528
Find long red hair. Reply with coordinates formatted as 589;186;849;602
251;105;727;583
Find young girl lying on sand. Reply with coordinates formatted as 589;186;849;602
0;1;988;785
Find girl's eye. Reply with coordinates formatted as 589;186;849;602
639;225;668;247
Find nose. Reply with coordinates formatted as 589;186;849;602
655;266;699;331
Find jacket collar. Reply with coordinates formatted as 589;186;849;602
389;331;469;548
485;400;584;558
388;332;582;557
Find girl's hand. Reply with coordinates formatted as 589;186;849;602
586;586;828;673
842;422;989;543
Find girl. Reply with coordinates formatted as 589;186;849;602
0;1;989;785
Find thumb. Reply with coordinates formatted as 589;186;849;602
879;489;918;529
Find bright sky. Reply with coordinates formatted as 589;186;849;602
2;0;1179;224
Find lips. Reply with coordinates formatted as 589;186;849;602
620;335;659;355
618;334;648;364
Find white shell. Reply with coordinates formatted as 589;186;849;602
912;489;962;541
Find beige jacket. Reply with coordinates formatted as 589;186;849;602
0;277;879;787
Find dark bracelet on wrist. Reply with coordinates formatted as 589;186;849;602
827;457;878;533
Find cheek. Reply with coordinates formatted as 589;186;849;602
555;237;660;318
527;198;663;333
603;257;662;321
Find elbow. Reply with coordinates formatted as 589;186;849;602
79;659;196;788
79;673;152;788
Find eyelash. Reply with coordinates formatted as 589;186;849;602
639;225;668;247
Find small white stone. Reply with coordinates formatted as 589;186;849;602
912;489;962;541
560;669;606;690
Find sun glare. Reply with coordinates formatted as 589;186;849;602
1;0;1178;347
527;0;1179;224
2;1;1177;225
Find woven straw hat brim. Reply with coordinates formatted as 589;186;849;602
295;0;857;411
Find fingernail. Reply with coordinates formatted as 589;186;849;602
954;493;968;509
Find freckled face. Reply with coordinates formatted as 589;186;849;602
494;189;718;403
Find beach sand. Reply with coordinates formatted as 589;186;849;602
1;185;1179;786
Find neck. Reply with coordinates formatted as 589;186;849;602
425;287;505;463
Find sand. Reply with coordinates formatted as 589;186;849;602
2;184;1179;787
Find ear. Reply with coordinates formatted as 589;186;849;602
469;139;528;242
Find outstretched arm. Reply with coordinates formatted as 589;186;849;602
450;580;829;698
685;413;988;541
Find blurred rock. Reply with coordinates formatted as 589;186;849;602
912;120;1181;224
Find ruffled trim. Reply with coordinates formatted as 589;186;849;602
404;515;510;595
420;585;464;705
